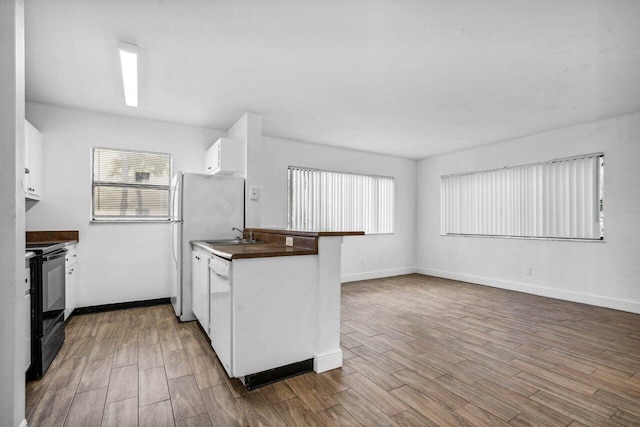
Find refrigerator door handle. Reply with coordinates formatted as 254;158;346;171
171;178;178;221
171;222;177;265
170;175;182;265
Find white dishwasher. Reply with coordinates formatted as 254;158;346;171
209;254;233;376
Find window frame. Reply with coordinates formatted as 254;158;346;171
440;153;605;242
90;146;173;223
287;165;395;235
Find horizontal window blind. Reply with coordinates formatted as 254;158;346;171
288;167;394;234
441;154;603;240
92;148;171;220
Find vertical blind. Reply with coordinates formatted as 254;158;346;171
288;167;395;234
441;153;603;240
92;148;172;220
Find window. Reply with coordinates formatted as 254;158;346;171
441;153;604;240
92;147;172;221
288;166;394;234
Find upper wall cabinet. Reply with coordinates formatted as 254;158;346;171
205;137;245;176
25;120;43;200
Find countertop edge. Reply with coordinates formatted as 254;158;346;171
245;228;364;237
190;241;317;260
26;230;80;244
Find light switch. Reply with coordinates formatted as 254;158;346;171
249;186;260;201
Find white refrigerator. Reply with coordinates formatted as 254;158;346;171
171;172;244;321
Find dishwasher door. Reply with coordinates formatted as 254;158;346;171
209;255;232;377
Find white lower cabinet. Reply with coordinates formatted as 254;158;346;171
191;247;210;333
209;254;318;379
64;243;78;320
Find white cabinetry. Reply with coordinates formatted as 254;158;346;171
64;243;78;320
210;254;317;379
191;247;210;333
205;138;244;176
25;120;43;200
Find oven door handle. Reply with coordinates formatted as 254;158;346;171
43;251;67;262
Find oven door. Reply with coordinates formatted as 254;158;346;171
41;249;66;335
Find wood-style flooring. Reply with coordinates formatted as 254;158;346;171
26;274;640;426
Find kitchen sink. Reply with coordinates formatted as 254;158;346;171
202;239;260;245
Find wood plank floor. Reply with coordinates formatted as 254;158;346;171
26;274;640;426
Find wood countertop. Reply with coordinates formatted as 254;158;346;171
245;228;364;237
191;228;363;260
26;230;79;244
191;241;317;260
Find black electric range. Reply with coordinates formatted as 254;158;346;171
26;242;67;379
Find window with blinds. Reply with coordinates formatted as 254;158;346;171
441;153;604;240
288;167;394;234
92;147;172;221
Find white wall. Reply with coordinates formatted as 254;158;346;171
417;112;640;313
227;113;262;227
260;136;417;281
1;1;26;426
25;102;225;307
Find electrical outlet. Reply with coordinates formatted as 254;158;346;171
249;186;260;201
285;236;293;246
524;266;532;276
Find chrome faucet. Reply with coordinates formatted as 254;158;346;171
232;227;243;239
232;227;255;241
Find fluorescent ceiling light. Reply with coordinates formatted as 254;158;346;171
119;42;139;107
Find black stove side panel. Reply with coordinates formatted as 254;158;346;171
27;255;42;379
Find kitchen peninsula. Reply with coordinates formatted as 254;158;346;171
191;228;363;389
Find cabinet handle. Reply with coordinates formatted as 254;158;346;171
207;166;212;170
25;168;30;174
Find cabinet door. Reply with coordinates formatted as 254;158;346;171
25;120;42;199
30;130;42;197
24;124;32;193
191;249;209;331
205;142;221;175
205;144;218;175
65;244;77;320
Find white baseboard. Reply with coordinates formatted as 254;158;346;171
417;267;640;314
19;419;27;427
341;267;417;283
314;349;343;373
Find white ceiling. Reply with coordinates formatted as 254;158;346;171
25;0;640;159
